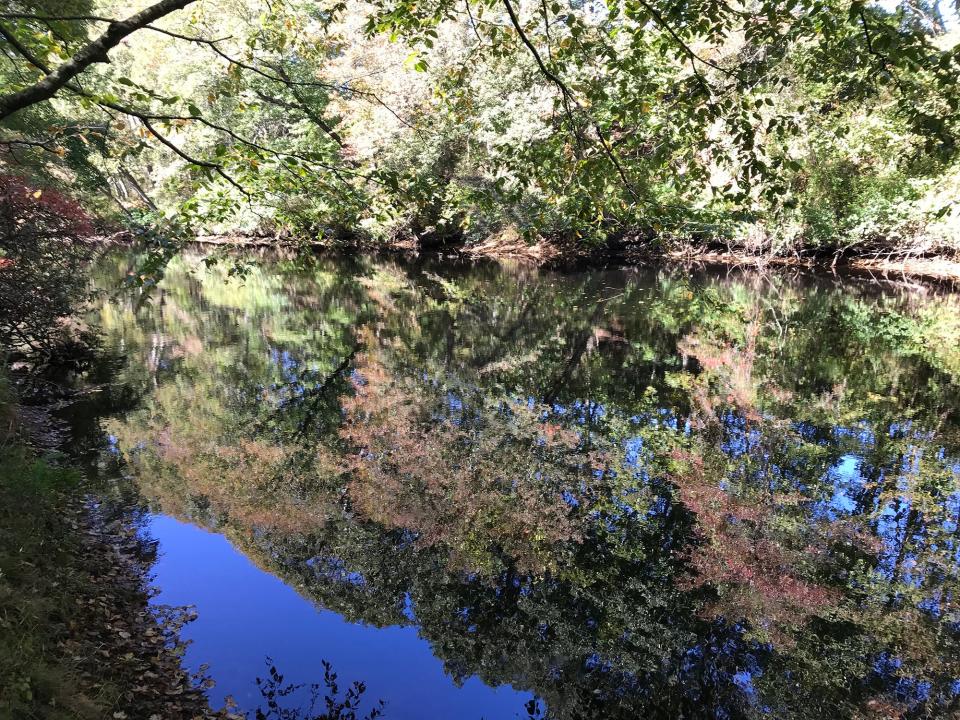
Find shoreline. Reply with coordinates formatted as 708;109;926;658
164;233;960;285
658;251;960;285
0;400;230;719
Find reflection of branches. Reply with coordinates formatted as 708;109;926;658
293;349;358;441
542;305;606;405
254;659;384;720
470;287;542;368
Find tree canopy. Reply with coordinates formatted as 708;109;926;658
1;0;959;256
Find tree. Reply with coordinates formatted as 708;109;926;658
2;1;959;252
0;173;97;364
0;0;374;227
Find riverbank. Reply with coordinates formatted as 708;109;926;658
0;402;232;719
176;230;960;285
460;229;960;284
657;250;960;285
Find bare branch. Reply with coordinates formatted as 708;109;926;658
0;137;59;154
136;26;420;136
273;65;345;147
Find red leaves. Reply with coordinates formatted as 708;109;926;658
671;448;840;630
0;174;99;358
0;174;95;240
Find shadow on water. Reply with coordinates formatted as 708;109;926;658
85;249;960;719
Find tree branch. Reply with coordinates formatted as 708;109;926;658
253;89;344;147
137;115;249;197
0;22;52;74
273;65;345;147
499;0;637;200
633;0;736;81
0;0;198;121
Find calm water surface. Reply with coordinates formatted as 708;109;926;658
89;251;960;719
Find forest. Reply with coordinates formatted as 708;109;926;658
3;2;960;720
0;0;959;265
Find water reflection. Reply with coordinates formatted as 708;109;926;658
147;514;529;719
96;251;960;719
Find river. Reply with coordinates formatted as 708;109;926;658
77;249;960;719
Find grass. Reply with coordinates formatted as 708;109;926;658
0;445;106;720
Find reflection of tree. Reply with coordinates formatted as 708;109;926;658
254;660;384;720
100;252;960;719
341;325;585;574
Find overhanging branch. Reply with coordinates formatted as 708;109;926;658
0;0;198;121
499;0;638;200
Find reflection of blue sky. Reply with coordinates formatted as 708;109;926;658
624;436;643;466
805;426;960;589
678;622;771;714
102;250;960;719
266;346;347;405
306;555;367;587
431;377;960;571
269;347;301;385
719;410;762;458
833;422;876;447
148;514;534;719
875;496;910;579
867;652;958;712
270;363;960;708
813;453;863;521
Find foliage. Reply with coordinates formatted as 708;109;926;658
0;1;959;256
0;174;99;367
0;446;94;720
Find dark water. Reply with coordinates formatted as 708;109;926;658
89;251;960;719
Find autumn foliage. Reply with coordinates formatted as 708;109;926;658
0;174;96;361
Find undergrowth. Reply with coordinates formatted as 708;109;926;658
0;445;103;719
